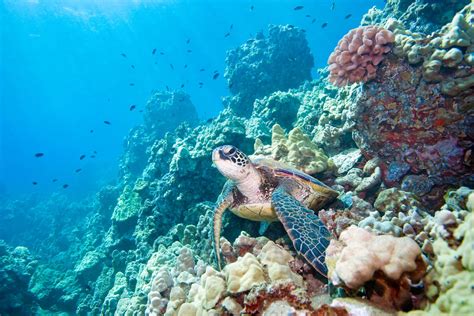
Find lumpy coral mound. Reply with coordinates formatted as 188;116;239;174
328;26;395;86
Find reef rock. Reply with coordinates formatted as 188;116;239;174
352;52;473;198
224;24;313;116
0;241;38;315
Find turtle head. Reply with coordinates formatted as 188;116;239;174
212;145;252;181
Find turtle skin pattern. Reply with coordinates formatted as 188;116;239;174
272;186;331;277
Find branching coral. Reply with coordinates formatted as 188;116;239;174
328;26;395;86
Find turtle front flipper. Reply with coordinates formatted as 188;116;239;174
212;180;235;270
271;186;331;278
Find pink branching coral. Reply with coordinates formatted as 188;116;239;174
328;26;395;86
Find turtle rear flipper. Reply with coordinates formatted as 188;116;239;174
271;186;331;278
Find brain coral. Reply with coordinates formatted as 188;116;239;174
328;26;395;86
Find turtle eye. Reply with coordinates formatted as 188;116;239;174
223;146;236;155
228;147;236;155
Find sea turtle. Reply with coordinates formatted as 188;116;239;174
212;145;339;277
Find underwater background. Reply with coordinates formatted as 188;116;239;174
0;0;473;315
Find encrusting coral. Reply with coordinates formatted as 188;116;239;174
328;25;395;86
253;124;329;174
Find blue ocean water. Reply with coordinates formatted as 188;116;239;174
0;0;383;198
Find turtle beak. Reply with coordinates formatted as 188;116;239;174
212;147;222;163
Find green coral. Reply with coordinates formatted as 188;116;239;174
112;185;142;223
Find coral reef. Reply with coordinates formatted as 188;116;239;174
422;190;474;314
1;2;473;315
352;52;473;200
0;241;38;315
246;90;302;140
144;235;332;315
328;26;395;86
253;124;329;174
224;24;313;116
387;4;474;96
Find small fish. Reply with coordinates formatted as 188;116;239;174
344;14;352;19
131;65;135;69
321;22;328;28
160;51;164;55
120;53;127;58
200;68;205;72
294;6;304;11
305;14;311;18
250;5;254;11
80;154;86;160
331;1;335;11
230;24;233;30
129;83;135;86
224;32;230;37
170;64;174;70
311;18;316;24
152;48;157;55
63;184;69;189
75;168;82;173
198;82;204;85
104;120;111;125
90;129;94;133
184;64;188;68
139;110;143;113
187;49;192;53
229;82;234;88
129;105;136;111
166;85;170;91
180;83;185;88
90;155;96;158
93;150;97;154
213;72;220;80
32;181;38;185
34;152;44;158
52;179;58;182
206;118;213;123
186;38;190;44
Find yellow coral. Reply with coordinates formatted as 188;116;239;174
425;212;474;314
257;241;303;286
254;124;328;174
225;253;265;293
386;4;473;95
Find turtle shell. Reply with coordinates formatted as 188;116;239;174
252;157;339;202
